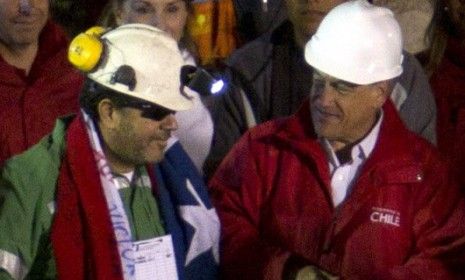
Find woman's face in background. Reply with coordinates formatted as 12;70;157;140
117;0;188;42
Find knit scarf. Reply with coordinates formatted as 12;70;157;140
51;114;126;279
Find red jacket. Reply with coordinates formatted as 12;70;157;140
430;38;465;187
0;21;84;166
209;101;465;279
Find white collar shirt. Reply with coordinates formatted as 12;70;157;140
322;112;384;207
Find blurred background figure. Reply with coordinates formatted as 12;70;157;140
51;0;109;36
233;0;287;43
0;0;84;166
187;0;238;66
424;0;465;186
372;0;434;55
99;0;215;175
51;0;238;66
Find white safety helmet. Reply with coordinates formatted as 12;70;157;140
75;24;193;111
304;0;404;85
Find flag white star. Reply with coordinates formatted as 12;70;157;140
179;179;220;265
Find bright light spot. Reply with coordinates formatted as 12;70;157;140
210;80;225;94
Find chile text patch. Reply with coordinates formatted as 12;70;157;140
370;207;401;227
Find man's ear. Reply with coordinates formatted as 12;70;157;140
97;98;121;129
371;80;391;108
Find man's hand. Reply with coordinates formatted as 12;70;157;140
295;265;339;280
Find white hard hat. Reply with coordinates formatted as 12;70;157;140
304;0;404;85
88;24;192;111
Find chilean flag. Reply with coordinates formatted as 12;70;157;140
153;138;220;280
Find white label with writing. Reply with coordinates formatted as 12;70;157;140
134;235;178;280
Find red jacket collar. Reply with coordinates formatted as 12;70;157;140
273;99;423;169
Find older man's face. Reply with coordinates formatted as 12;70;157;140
0;0;49;49
310;70;387;150
285;0;346;47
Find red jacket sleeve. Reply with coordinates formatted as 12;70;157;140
388;153;465;280
209;132;292;280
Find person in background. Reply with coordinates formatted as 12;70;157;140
233;0;287;43
0;0;84;166
371;0;434;56
186;0;238;66
425;0;465;187
0;24;219;280
51;0;110;36
209;1;465;279
204;0;436;179
99;0;214;175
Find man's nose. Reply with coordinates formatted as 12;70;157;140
19;0;32;15
148;13;168;33
160;113;178;131
313;82;337;107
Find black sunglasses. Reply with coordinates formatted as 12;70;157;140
122;101;175;121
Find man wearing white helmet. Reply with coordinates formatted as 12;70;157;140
209;1;465;279
0;24;219;280
205;0;437;180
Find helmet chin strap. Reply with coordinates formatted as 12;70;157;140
19;0;32;15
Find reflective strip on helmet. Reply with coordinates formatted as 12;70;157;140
0;250;28;280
